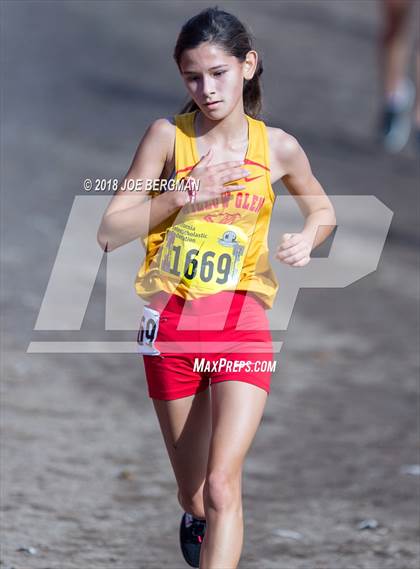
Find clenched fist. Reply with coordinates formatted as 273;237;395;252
275;233;311;267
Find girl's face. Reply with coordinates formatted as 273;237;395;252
179;42;256;119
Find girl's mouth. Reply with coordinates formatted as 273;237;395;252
205;101;222;108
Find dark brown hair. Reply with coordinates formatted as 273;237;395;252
173;6;263;118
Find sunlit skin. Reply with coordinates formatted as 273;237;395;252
98;44;335;264
178;41;256;177
179;42;255;122
171;42;336;569
178;42;332;269
97;38;336;569
276;232;312;267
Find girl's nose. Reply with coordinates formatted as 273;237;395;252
202;75;216;97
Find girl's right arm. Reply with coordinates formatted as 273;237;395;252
97;119;250;252
97;118;184;252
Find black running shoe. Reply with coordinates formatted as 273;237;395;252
179;512;207;568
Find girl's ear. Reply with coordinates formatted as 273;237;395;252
243;50;258;81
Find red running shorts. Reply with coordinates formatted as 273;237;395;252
140;290;274;400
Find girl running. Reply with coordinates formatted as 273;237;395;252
97;7;336;568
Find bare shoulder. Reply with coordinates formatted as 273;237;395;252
128;116;176;178
266;125;319;198
146;116;175;148
120;116;176;182
266;126;302;180
151;116;176;169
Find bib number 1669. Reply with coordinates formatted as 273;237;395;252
165;246;232;284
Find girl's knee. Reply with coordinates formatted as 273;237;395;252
203;469;241;513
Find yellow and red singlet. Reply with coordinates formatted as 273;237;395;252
135;110;279;309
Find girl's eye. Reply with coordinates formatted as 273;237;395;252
187;70;226;82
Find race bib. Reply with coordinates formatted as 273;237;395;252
157;220;248;294
137;306;161;355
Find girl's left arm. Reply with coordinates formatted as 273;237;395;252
273;132;336;267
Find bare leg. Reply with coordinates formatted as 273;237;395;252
199;380;268;569
152;388;211;519
381;0;412;98
379;0;415;151
415;28;420;135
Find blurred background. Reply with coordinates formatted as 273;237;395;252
1;1;419;568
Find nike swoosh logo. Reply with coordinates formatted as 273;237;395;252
244;175;263;182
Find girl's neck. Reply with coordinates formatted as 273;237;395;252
195;103;248;147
